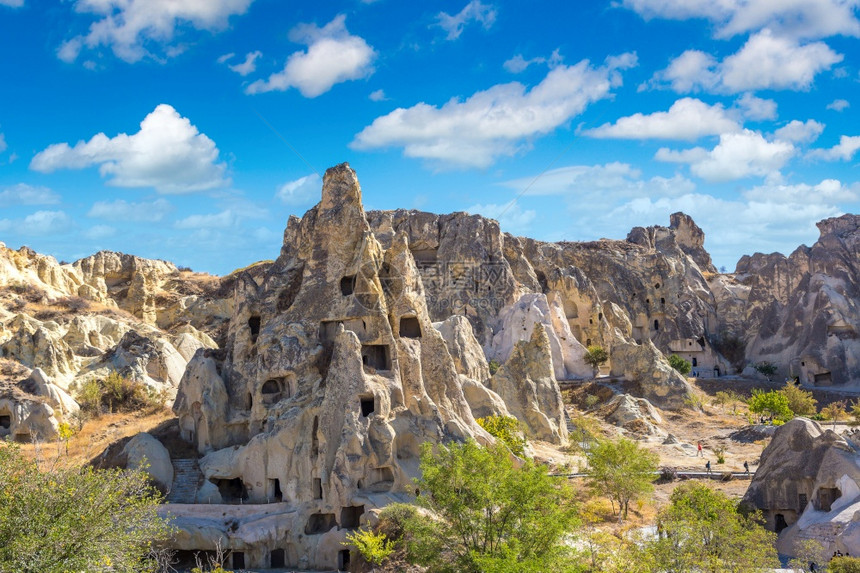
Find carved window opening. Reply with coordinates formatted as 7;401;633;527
660;298;665;305
262;379;281;394
361;345;391;371
692;357;698;367
211;478;248;503
340;505;365;529
313;477;323;500
598;313;603;321
655;283;661;289
0;415;10;429
248;316;261;344
411;248;438;264
360;394;376;417
801;361;806;366
271;548;286;568
646;298;650;305
400;316;422;338
799;493;808;513
311;416;319;457
269;478;283;502
363;467;395;492
653;319;659;331
245;393;253;410
338;549;351;571
232;552;245;570
340;275;356;296
304;513;337;535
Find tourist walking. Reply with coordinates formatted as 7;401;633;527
744;461;750;474
697;442;703;457
705;460;711;475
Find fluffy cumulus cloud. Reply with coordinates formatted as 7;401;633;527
174;210;236;229
0;0;24;7
369;89;387;102
0;184;60;205
656;129;795;181
276;174;321;205
620;0;860;40
465;202;535;234
351;54;637;169
651;31;843;93
773;119;825;143
744;179;859;203
87;198;173;222
807;135;860;160
735;92;777;121
30;104;228;193
827;99;850;111
246;15;375;97
585;98;739;140
503;50;565;73
59;0;254;63
436;0;497;40
21;211;74;235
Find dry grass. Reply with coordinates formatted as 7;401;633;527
17;409;175;468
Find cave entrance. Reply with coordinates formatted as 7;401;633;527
338;549;351;571
313;477;323;500
304;513;337;535
362;344;391;371
819;487;841;512
248;316;261;344
399;316;422;338
341;505;365;529
232;552;245;570
360;394;376;417
271;548;285;568
814;371;833;386
774;513;788;533
211;478;248;503
0;415;10;430
269;478;282;503
340;275;356;296
799;493;808;513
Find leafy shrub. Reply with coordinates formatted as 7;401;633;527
488;359;501;375
584;345;609;371
54;296;91;312
668;354;691;375
779;382;817;416
830;556;860;573
476;415;527;457
74;372;166;418
584;393;601;409
344;528;395;566
748;389;792;421
753;361;778;380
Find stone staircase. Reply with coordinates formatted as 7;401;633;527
167;458;202;504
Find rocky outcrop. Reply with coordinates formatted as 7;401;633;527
741;418;860;556
487;324;567;444
123;432;174;493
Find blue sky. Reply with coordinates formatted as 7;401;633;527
1;0;859;275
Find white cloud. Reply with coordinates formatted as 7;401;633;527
656;129;795;181
246;15;375;97
60;0;254;63
228;50;261;76
827;98;850;111
720;30;843;91
585;98;739;140
276;174;320;205
744;179;859;203
21;211;73;235
773;119;825;143
0;184;60;205
0;0;24;7
369;89;388;102
30;104;228;193
465;202;535;234
217;52;234;64
807;135;860;161
503;162;696;198
620;0;860;40
0;132;6;153
436;0;497;40
175;210;236;229
83;224;117;239
651;31;843;93
351;55;637;169
734;92;777;121
87;198;173;222
503;49;563;73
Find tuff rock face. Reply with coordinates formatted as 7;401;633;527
741;418;860;556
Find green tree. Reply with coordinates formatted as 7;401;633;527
409;439;580;572
649;482;778;572
753;361;778;381
0;443;172;573
585;437;659;520
668;354;692;375
584;345;609;375
779;382;817;417
822;400;848;429
830;556;860;573
344;528;395;566
748;389;792;421
476;415;527;457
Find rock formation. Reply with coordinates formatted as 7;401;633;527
741;418;860;557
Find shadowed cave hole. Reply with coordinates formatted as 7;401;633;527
304;513;337;535
248;316;261;344
0;415;10;430
211;478;248;503
360;394;376;417
269;478;282;502
361;345;391;370
341;505;365;529
400;316;421;338
313;477;322;500
340;275;356;296
271;548;285;568
232;552;245;570
338;549;351;571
